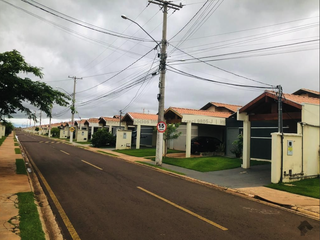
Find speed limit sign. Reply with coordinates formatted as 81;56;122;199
157;121;167;133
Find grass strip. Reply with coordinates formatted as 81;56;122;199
76;141;92;145
113;148;182;157
266;177;320;199
17;192;45;240
97;150;118;157
0;136;6;145
16;159;27;174
137;161;185;175
149;156;270;172
15;148;21;154
14;143;19;146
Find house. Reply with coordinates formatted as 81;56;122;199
164;107;232;157
87;118;102;140
59;122;70;138
98;116;126;136
121;112;158;149
237;89;320;183
0;122;5;138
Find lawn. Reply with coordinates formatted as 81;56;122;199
97;150;118;157
150;156;270;172
15;148;21;154
16;159;27;174
17;192;45;240
266;177;320;199
113;148;182;157
0;136;6;146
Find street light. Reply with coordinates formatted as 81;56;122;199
121;14;167;165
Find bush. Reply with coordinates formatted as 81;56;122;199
50;127;60;138
91;128;116;147
231;134;243;158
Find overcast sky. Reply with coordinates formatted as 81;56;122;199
0;0;319;127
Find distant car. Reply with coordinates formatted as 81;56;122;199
191;136;222;154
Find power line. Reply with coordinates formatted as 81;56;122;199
170;44;273;86
21;0;154;42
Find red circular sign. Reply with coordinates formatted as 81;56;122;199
157;121;167;133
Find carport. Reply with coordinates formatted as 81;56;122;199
164;107;231;158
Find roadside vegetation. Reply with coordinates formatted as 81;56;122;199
0;136;6;146
15;148;21;154
266;177;320;199
76;141;91;145
149;156;270;172
14;142;19;146
113;148;182;157
137;161;185;175
17;192;45;240
91;128;115;147
16;159;27;174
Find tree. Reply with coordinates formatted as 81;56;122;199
0;50;70;121
50;127;60;138
4;121;14;136
163;123;181;156
91;128;116;147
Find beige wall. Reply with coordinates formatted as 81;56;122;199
76;130;89;142
0;124;5;138
169;124;198;151
116;130;132;150
271;103;320;183
60;128;69;138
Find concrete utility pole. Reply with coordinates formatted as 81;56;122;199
68;76;82;143
148;0;183;166
48;107;52;138
277;85;284;182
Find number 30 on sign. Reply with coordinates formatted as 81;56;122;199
157;121;167;133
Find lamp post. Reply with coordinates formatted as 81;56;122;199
121;14;166;165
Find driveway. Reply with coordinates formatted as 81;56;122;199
160;163;271;189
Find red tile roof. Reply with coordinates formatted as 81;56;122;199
127;113;158;120
167;107;232;118
267;91;320;105
210;102;242;112
101;117;121;122
88;118;100;123
292;88;320;96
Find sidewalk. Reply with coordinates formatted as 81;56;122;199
0;134;31;240
83;145;320;219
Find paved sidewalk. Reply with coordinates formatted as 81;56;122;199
0;134;31;240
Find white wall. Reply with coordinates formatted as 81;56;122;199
169;124;198;151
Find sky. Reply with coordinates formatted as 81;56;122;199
0;0;319;127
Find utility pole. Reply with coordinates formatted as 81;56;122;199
68;76;82;143
119;110;123;127
48;106;52;138
149;0;183;166
277;85;284;182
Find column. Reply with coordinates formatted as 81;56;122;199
136;124;141;149
185;121;192;158
242;120;251;169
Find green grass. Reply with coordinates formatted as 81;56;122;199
15;148;21;154
16;159;27;174
14;142;19;146
76;141;92;145
97;150;118;157
0;136;6;146
149;156;270;172
266;177;320;199
113;148;183;157
17;192;45;240
137;161;185;175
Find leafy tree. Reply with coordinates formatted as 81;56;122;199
163;123;181;156
4;121;14;136
91;128;116;147
50;127;60;138
0;50;71;121
35;127;39;132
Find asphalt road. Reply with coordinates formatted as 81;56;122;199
17;132;320;240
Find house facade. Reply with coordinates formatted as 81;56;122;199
0;122;5;138
238;89;320;183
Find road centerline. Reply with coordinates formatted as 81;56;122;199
81;160;103;171
137;186;228;231
60;150;70;155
